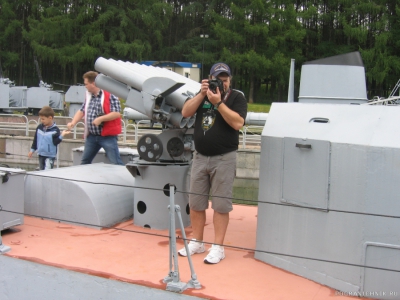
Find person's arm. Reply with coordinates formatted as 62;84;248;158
60;129;70;137
92;112;121;126
182;80;209;117
206;89;245;131
53;127;71;146
92;94;121;126
52;127;63;146
67;110;84;130
28;127;39;157
216;103;245;130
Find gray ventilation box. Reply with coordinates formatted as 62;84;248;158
24;164;135;229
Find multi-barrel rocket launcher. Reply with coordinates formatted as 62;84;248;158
94;57;201;164
94;57;203;231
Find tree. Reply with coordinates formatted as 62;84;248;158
0;0;26;83
23;0;174;84
1;0;399;101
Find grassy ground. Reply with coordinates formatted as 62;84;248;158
122;101;270;113
247;103;271;113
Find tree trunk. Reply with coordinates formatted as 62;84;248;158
19;10;25;85
73;64;78;85
248;75;254;103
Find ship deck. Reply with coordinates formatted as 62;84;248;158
2;204;364;300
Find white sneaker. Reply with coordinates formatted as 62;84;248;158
204;244;225;264
178;239;205;257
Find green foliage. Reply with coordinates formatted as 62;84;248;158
0;1;23;70
0;0;399;100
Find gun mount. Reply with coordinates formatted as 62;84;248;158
0;62;28;113
94;57;201;229
24;57;64;115
94;57;200;164
1;60;61;114
64;84;86;117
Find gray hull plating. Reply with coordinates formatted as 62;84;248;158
255;103;400;298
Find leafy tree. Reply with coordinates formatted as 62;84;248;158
23;0;173;84
0;0;26;83
1;0;399;100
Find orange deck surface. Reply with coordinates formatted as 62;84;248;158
2;204;364;300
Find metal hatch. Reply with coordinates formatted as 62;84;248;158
281;137;331;210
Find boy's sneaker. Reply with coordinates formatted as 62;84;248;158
204;244;225;264
178;239;205;257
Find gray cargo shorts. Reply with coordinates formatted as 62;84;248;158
189;150;236;213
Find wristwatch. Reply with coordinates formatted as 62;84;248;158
215;101;223;109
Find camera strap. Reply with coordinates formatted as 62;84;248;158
222;89;232;104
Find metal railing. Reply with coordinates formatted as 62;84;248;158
364;95;400;106
0;114;31;136
241;125;263;148
0;114;262;149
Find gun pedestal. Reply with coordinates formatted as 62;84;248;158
126;159;191;230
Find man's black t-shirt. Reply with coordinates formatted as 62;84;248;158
193;89;247;156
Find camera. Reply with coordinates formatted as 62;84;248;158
208;79;224;94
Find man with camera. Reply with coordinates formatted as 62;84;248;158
178;63;247;264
